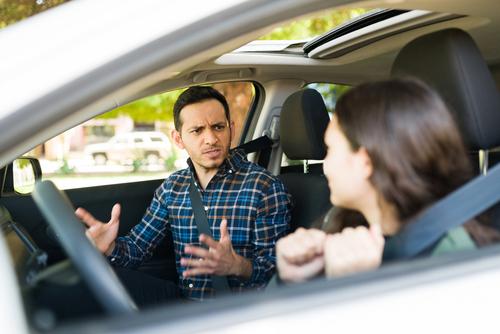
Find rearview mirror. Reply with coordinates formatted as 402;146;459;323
13;157;42;194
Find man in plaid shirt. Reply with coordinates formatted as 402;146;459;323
76;86;291;301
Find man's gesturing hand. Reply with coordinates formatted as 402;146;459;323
181;219;252;279
75;203;121;256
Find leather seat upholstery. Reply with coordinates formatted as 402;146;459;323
391;28;500;228
392;28;500;152
279;89;332;231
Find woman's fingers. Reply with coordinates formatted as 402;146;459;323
324;225;384;278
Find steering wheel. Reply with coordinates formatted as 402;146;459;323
32;180;137;315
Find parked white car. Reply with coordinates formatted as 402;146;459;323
84;131;172;165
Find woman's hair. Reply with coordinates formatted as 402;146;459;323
322;78;475;234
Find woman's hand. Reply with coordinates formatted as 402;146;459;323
277;228;327;283
324;224;385;278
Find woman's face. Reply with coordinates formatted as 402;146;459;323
323;116;373;210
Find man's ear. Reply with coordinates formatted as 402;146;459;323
229;121;235;142
171;129;185;150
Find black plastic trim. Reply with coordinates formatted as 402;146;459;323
303;9;408;54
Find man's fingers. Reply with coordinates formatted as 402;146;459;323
184;245;210;259
199;234;219;249
75;207;100;227
180;257;216;269
183;267;214;277
219;219;228;240
110;203;121;224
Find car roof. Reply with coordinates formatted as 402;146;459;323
0;0;249;117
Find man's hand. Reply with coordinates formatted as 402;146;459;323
324;224;385;278
276;228;327;283
181;219;252;279
74;203;121;255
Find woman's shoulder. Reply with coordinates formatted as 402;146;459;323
431;226;477;256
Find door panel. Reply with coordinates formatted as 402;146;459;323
0;179;177;282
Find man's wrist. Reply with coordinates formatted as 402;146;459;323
104;241;116;256
232;253;252;279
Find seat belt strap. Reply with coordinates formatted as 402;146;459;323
188;177;231;294
384;162;500;260
236;135;273;154
236;135;274;167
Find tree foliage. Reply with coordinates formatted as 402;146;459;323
99;90;183;123
261;8;368;111
260;8;368;40
0;0;67;29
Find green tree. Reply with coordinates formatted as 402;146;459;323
260;8;368;40
261;8;367;111
0;0;67;29
99;90;183;123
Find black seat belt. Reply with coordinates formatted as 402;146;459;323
383;162;500;261
188;177;231;294
236;135;274;167
237;135;273;154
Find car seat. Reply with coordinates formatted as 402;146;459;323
279;89;332;231
391;28;500;228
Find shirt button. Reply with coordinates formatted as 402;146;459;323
188;283;194;288
229;169;233;173
204;206;209;211
110;258;116;262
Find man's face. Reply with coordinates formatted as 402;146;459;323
172;99;233;174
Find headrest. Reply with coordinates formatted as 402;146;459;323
392;28;500;150
280;89;330;160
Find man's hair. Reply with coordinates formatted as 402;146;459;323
173;86;230;131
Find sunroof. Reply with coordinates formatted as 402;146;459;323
303;9;409;53
259;8;370;41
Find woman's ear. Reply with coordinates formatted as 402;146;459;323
171;129;184;150
357;147;373;179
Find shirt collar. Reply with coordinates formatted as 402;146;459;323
186;148;246;180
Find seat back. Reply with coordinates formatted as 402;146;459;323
279;89;332;230
391;28;500;229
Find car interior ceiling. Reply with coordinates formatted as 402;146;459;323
3;22;500;330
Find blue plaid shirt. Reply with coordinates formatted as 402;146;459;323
109;149;291;300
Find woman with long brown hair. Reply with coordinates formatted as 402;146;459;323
277;78;498;282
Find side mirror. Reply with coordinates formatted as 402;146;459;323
12;157;42;194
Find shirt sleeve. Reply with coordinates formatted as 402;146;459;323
245;177;291;288
108;182;170;268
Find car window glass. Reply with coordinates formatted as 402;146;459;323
282;83;350;168
25;82;255;190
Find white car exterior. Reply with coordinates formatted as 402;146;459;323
1;0;500;333
84;131;172;165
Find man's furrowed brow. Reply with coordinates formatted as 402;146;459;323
188;125;205;131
